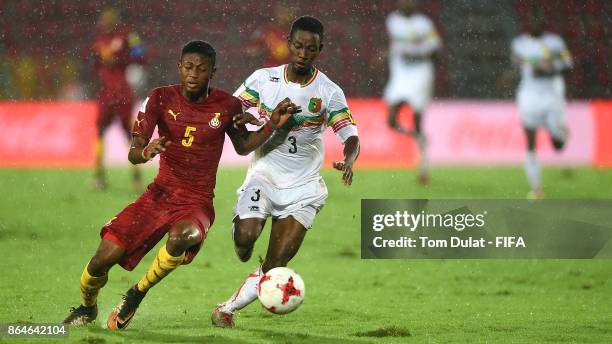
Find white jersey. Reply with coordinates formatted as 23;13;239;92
386;11;441;72
511;32;572;138
511;32;572;95
384;11;441;110
234;64;358;189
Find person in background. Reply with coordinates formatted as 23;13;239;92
246;2;294;68
384;0;441;185
92;7;146;192
511;12;572;199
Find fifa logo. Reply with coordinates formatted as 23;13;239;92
209;112;221;129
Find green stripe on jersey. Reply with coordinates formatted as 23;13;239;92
328;107;350;123
243;85;259;99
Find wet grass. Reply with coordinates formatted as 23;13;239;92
1;167;611;343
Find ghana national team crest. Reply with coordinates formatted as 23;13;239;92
308;97;322;113
209;112;221;129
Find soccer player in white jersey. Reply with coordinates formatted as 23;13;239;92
511;13;572;199
384;0;441;185
211;16;360;327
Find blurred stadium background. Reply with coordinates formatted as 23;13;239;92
0;0;610;169
1;1;611;342
1;0;610;99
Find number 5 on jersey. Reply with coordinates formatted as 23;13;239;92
182;126;196;147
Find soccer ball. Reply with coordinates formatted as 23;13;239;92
257;267;305;314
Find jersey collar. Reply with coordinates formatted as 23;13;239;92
283;64;318;88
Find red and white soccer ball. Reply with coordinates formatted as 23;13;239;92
257;267;305;314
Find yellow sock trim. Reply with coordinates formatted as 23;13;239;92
94;139;105;176
95;139;104;162
136;245;184;293
97;139;104;154
80;266;108;307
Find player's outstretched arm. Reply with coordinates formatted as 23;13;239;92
128;136;171;164
232;112;262;128
228;98;301;155
332;135;360;186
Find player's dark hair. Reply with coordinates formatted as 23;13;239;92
181;40;216;66
289;16;324;42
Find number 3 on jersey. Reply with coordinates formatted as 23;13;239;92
288;136;297;154
182;126;196;147
251;189;261;202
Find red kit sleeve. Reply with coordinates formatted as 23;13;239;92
132;88;163;141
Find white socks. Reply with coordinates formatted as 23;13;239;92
524;151;541;192
220;267;263;314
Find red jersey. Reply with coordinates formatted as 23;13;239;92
253;24;290;67
93;27;144;95
133;85;242;199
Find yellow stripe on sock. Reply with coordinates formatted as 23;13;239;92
136;245;184;293
80;265;108;307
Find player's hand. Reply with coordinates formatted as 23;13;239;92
233;112;263;128
333;160;354;186
143;136;171;160
270;98;301;129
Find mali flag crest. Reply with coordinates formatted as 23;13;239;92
308;98;322;113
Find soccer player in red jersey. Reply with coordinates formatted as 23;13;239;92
246;3;294;67
62;40;300;329
92;7;146;192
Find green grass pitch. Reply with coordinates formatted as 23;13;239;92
1;167;611;343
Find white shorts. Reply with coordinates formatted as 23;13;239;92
517;87;567;141
233;176;328;229
384;62;434;112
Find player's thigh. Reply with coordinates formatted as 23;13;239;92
383;75;409;106
409;69;434;112
233;179;272;240
545;101;567;143
115;98;134;136
273;178;327;224
517;89;546;128
518;104;543;133
101;186;168;251
96;102;114;135
234;181;272;213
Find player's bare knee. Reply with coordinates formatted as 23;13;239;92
167;225;201;255
232;220;261;247
88;239;124;275
88;255;114;276
234;245;253;262
233;227;258;248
